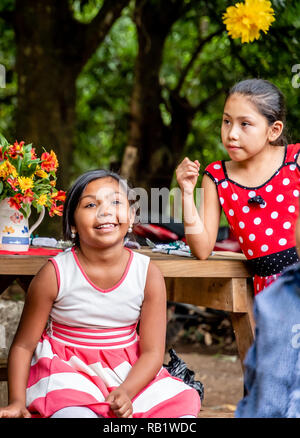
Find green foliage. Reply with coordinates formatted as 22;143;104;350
1;0;300;203
0;0;17;139
73;8;137;177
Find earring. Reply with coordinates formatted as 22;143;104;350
71;231;76;239
128;225;133;233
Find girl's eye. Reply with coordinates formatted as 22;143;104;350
85;202;96;208
112;200;122;205
241;121;250;127
223;119;230;125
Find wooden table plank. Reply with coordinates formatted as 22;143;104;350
0;249;251;278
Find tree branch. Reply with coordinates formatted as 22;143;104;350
78;0;131;67
193;86;227;114
174;28;223;94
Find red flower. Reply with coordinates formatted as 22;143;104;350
8;193;23;210
0;146;8;161
9;141;25;159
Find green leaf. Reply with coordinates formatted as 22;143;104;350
0;133;9;147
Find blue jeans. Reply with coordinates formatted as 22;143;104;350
235;262;300;418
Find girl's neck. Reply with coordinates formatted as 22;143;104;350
76;242;126;266
226;144;285;187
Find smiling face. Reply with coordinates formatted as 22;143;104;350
73;177;134;250
221;93;275;162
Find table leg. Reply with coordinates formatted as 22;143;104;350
230;278;255;370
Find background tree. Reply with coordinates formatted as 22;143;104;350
1;0;300;235
121;0;300;192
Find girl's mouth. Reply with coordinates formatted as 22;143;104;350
95;223;118;232
227;144;241;150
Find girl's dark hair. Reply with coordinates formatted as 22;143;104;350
226;79;287;146
63;169;134;246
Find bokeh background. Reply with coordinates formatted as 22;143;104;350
0;0;299;235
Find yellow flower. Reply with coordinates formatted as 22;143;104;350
223;0;275;43
0;161;18;179
37;193;48;206
17;176;34;192
35;167;49;178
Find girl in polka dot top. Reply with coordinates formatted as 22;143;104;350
176;79;300;295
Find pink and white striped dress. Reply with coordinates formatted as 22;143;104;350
26;247;200;418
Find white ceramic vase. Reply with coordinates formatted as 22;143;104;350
0;198;45;251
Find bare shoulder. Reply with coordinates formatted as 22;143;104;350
27;260;58;301
144;261;166;299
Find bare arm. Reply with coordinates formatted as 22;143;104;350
176;157;221;259
105;261;167;417
0;262;58;418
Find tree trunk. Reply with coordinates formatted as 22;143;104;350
13;0;130;236
122;0;188;191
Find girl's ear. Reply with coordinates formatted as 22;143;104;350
269;120;283;142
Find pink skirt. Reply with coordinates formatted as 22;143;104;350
26;321;200;418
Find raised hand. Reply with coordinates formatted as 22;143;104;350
176;157;200;195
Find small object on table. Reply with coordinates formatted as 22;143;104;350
151;240;192;257
31;237;58;248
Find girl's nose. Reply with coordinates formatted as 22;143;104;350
96;202;112;218
228;125;239;140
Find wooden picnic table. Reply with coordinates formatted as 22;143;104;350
0;247;255;372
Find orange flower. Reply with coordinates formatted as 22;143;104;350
51;190;66;202
41;150;58;172
6;177;19;191
22;189;34;204
2;226;15;234
31;148;37;160
49;202;64;217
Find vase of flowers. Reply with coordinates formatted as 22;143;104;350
0;134;66;251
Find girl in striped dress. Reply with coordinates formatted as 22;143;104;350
0;170;200;418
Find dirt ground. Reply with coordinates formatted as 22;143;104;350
164;342;244;418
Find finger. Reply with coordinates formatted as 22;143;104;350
181;171;199;178
194;160;201;168
105;393;115;403
0;410;16;418
114;406;132;418
184;163;200;173
22;409;32;418
119;408;133;418
109;397;124;410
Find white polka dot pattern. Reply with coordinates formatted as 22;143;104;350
204;144;300;275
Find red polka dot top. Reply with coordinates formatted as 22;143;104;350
204;143;300;294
